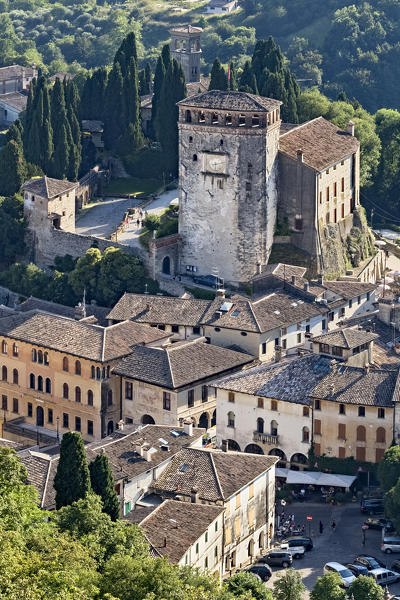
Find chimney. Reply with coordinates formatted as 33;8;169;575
142;446;152;462
318;274;324;285
74;302;86;320
191;487;199;503
275;345;282;363
304;282;310;292
135;444;143;456
346;120;355;136
291;275;296;284
118;419;124;431
146;302;150;311
297;148;303;163
364;364;370;374
183;421;193;436
222;439;228;452
216;288;225;298
163;537;167;547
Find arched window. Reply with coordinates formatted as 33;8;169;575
44;352;49;365
102;367;106;379
107;390;113;406
63;383;69;399
96;367;101;380
75;360;81;375
45;378;51;393
185;109;192;123
87;390;93;406
32;349;37;362
357;425;366;442
192;154;198;162
37;375;43;392
62;357;69;372
29;373;35;389
376;427;386;443
12;368;18;385
227;411;235;428
271;420;278;436
106;366;110;378
1;366;7;382
91;366;95;379
302;427;310;443
75;386;81;403
38;350;43;364
1;340;7;354
257;417;264;434
12;343;18;357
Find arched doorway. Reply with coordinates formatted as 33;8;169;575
269;448;287;467
36;406;44;427
107;420;114;435
162;256;171;275
199;412;209;429
245;443;264;455
141;414;155;425
259;530;265;551
248;539;255;558
211;410;216;427
227;439;241;451
291;453;308;465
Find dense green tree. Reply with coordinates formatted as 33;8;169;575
161;43;171;71
0;194;26;264
228;62;238;91
54;432;91;509
273;568;306;600
239;60;258;93
151;52;167;136
5;122;22;145
68;246;102;300
225;572;273;600
0;140;26;197
51;123;69;180
209;58;228;91
144;62;152;94
348;575;384;600
89;454;120;521
104;61;125;149
96;246;148;305
310;572;347;600
378;444;400;491
385;477;400;534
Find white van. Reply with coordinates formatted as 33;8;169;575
382;536;400;554
369;568;400;585
323;562;356;587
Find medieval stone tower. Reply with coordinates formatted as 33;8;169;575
177;90;282;286
170;25;202;84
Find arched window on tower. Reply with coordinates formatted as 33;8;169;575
185;110;192;123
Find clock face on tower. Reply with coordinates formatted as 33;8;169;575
204;153;226;174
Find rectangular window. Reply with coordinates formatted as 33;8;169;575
356;446;366;461
249;483;254;499
187;389;194;408
314;419;321;435
358;295;361;305
235;517;241;537
297;333;302;344
339;404;345;415
27;402;32;418
196;543;199;554
262;342;267;354
319;191;322;204
341;177;345;192
63;413;69;428
314;443;321;456
236;493;241;509
376;448;385;462
334;182;337;196
228;392;235;403
225;527;231;546
326;187;330;202
271;399;278;411
193;327;200;335
171;325;179;333
338;423;346;439
75;416;81;432
306;324;310;333
378;408;385;419
48;408;53;424
204;557;208;569
282;339;287;350
367;292;370;301
334;208;337;223
303;406;309;417
215;521;218;532
124;501;132;515
322;319;327;330
1;395;7;411
163;391;171;411
315;400;321;411
88;420;93;436
248;506;254;527
205;531;208;543
125;381;133;400
358;406;365;417
257;397;264;408
341;204;345;218
202;385;208;403
12;398;18;413
338;447;345;459
349;299;353;308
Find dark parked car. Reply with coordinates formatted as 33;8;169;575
193;274;223;288
346;563;371;577
354;556;385;570
360;499;384;515
247;564;272;581
364;517;394;532
258;551;292;568
285;536;313;551
391;560;400;572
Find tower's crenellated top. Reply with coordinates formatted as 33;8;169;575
170;25;203;83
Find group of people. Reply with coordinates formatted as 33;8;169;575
319;520;336;533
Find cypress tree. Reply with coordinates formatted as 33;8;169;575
52;124;69;179
151;55;166;138
67;108;81;180
283;71;299;123
239;61;258;93
161;43;171;71
115;31;137;77
41;117;54;174
51;78;67;150
121;56;144;153
251;40;269;89
138;69;146;96
89;454;120;521
24;79;35;146
209;58;228;91
80;74;93;120
0;140;26;196
91;68;108;120
229;63;237;91
25;112;42;167
5;122;22;145
54;432;91;509
144;63;152;94
104;62;125;150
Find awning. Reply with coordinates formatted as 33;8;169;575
275;468;356;489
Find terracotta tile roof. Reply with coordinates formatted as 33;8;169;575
113;338;254;389
214;354;332;405
169;25;203;33
152;448;276;501
140;500;223;563
107;293;212;326
0;92;27;111
0;65;36;81
279;117;359;172
19;297;110;326
0;311;165;361
323;280;376;300
312;364;399;406
22;176;78;199
313;327;379;348
178;90;282;112
141;79;209;110
19;451;57;509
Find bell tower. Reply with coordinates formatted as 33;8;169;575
177;90;282;286
170;25;202;83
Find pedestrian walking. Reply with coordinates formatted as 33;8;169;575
331;520;336;532
136;218;140;227
291;513;295;523
319;520;323;534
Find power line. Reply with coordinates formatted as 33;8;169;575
360;192;400;223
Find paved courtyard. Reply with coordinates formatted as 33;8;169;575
265;501;400;596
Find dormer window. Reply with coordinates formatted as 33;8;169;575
211;112;218;124
199;111;205;123
239;114;246;126
252;114;260;127
225;114;232;125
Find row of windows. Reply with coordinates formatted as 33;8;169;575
1;395;18;413
314;443;385;463
29;374;51;393
314;420;386;442
1;341;18;356
314;400;385;419
320;178;346;205
229;394;311;417
26;402;94;435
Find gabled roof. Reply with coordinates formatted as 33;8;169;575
0;92;27;111
22;176;78;199
139;500;223;563
0;311;166;362
0;65;36;81
152;448;277;501
323;280;376;300
313;327;379;349
169;25;203;34
214;354;332;405
113;338;254;389
19;297;110;326
279;116;359;172
178;90;282;112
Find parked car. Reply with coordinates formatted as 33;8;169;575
382;536;400;554
280;542;305;559
192;274;223;288
368;568;400;585
391;560;400;572
258;550;292;568
285;536;313;551
360;498;384;515
363;517;394;532
246;564;272;582
323;562;356;587
346;563;370;577
354;556;385;570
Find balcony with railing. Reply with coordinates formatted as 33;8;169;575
253;431;279;445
